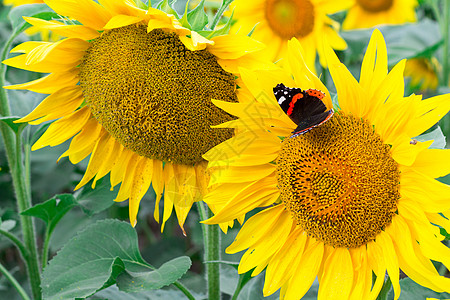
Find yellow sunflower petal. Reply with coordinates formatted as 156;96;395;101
114;153;141;202
264;229;307;296
3;69;79;94
318;248;353;300
31;106;90;151
287;38;332;109
75;133;117;190
208;34;264;60
366;241;386;300
23;17;100;40
401;169;450;212
376;232;400;300
58;117;102;164
152;159;164;223
237;210;292;273
208;163;276;186
93;142;123;187
408;94;450;138
45;0;112;30
284;239;324;300
103;15;144;29
18;86;83;124
411;149;450;178
225;205;285;254
387;215;450;291
129;158;154;227
359;29;387;97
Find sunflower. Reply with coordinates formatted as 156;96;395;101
203;29;450;299
343;0;417;30
3;0;267;231
3;0;43;5
3;0;60;41
404;57;440;91
229;0;350;72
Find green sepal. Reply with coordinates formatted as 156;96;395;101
156;0;179;18
178;1;192;30
187;0;209;32
0;116;27;135
134;0;149;10
197;10;234;39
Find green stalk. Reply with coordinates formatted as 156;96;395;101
1;34;42;300
197;202;221;300
41;227;51;269
0;262;31;300
442;0;449;86
173;281;196;300
0;229;28;260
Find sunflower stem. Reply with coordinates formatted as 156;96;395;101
442;0;450;86
41;227;51;269
1;34;42;300
0;228;28;261
197;202;221;300
0;262;31;300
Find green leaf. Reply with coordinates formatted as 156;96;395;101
117;256;192;292
390;277;450;299
9;4;59;34
90;285;192;300
341;19;442;66
75;176;117;216
415;125;446;149
42;219;191;300
187;0;208;31
0;116;27;134
21;194;76;235
385;20;442;65
156;0;179;18
439;227;450;240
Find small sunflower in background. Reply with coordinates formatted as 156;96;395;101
3;0;267;232
3;0;43;5
229;0;350;73
404;57;440;91
203;29;450;299
3;0;59;41
343;0;417;30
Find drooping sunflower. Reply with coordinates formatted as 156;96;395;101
404;57;440;91
229;0;350;72
3;0;267;231
343;0;417;30
203;29;450;299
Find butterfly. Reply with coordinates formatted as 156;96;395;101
273;83;334;137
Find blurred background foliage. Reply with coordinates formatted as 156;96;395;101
0;0;449;299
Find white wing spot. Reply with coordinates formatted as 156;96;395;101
278;96;287;104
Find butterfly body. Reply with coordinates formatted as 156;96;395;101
273;83;333;137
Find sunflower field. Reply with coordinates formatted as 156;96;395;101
0;0;449;300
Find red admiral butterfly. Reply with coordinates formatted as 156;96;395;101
273;83;334;137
